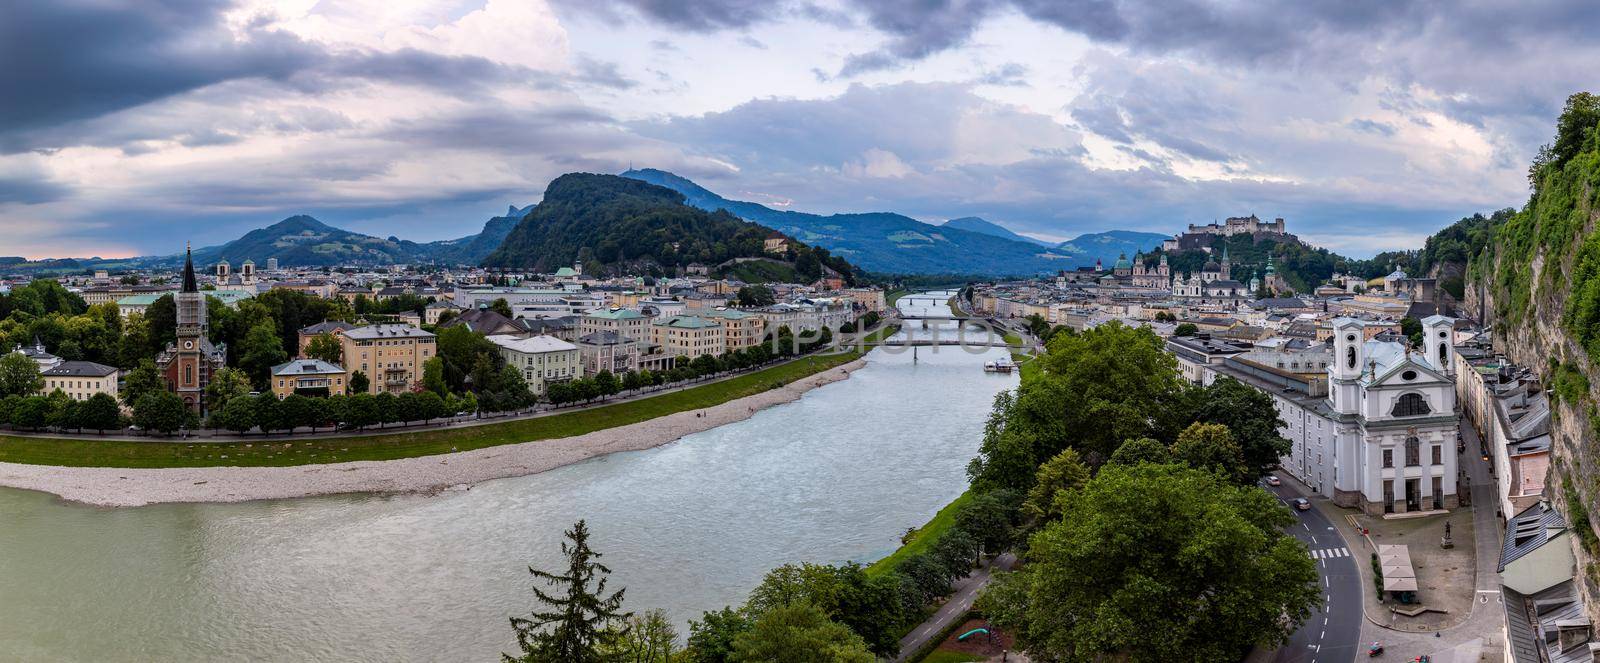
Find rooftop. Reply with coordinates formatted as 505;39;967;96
344;324;434;340
487;334;579;354
42;360;117;377
271;359;346;376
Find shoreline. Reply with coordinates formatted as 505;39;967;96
0;358;868;508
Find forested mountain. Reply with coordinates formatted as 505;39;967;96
1055;230;1172;263
483;173;856;281
421;205;528;265
942;216;1053;246
621;168;1162;275
192;215;436;267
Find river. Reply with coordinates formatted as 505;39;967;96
0;291;1015;662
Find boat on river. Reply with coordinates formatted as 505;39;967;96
984;360;1016;373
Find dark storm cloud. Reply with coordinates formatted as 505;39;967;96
0;0;321;137
550;0;785;31
0;176;70;205
1347;119;1397;136
972;63;1029;87
0;0;557;154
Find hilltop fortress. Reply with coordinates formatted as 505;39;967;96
1161;214;1294;251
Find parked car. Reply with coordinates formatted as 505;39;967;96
1266;475;1281;487
1292;497;1311;511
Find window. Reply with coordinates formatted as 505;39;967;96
1405;436;1421;467
1392;393;1430;417
1382;449;1393;468
1432;445;1442;465
1346;346;1356;369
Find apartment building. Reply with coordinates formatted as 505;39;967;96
339;324;437;394
651;315;726;358
487;335;582;396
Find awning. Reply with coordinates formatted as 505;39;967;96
1382;565;1416;578
1384;577;1419;592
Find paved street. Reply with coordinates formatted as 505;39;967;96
1267;480;1364;663
894;552;1016;662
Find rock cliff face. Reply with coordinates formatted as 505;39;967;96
1465;101;1600;613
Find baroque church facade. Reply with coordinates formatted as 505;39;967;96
1275;316;1460;515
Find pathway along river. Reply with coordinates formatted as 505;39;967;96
0;291;1016;662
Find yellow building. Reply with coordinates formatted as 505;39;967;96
698;308;766;350
269;359;348;398
339;324;437;394
651;315;726;358
40;361;119;401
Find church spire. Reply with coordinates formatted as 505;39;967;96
181;242;198;293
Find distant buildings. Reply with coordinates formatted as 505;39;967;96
651;315;726;358
40;361;118;401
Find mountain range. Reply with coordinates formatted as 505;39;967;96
484;173;856;281
620;168;1167;275
190;208;521;268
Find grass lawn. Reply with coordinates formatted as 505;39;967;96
867;488;973;577
886;288;909;308
0;341;891;469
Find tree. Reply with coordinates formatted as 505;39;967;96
731;602;874;663
1173;322;1198;337
956;491;1017;556
601;609;677;663
342;392;378;429
209;394;259;434
120;360;164;407
743;561;900;658
620;370;642;391
593;370;620;401
736;285;775;308
1188;377;1291;477
10;396;50;430
690;354;718;376
1170;422;1251;484
490;298;515;319
968;321;1190;491
422;356;448;395
505;520;630;663
995;464;1319;660
238;321;288;389
1107;437;1169;466
204;367;253;414
1023;448;1089;524
305;332;343;364
687;606;752;663
133;392;195;436
77;393;123;433
0;351;43;397
348;370;370;394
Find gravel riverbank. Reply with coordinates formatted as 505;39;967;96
0;359;867;508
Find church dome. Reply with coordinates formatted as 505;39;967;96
1203;260;1221;271
1114;253;1131;269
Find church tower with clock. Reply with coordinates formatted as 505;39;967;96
157;245;228;413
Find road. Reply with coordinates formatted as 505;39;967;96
893;552;1016;662
1267;481;1364;663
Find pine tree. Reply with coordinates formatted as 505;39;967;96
505;520;631;663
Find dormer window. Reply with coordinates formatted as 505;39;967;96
1393;393;1430;417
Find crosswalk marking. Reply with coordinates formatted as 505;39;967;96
1310;547;1349;559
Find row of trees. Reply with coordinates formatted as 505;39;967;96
955;321;1320;659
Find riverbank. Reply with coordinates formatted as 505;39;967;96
0;357;869;507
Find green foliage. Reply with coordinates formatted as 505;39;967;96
744;562;902;657
1173;322;1197;337
729;602;874;663
1022;447;1089;524
992;463;1320;660
305;333;343;364
348;370;369;394
968;321;1188;491
120;360;163;407
1107;437;1169;466
76;393;124;433
687;606;752;663
0;351;42;397
1553;361;1592;405
1170;422;1251;484
1186;377;1292;477
204;367;253;413
484;174;855;283
600;609;677;662
238;321;288;389
9;396;50;430
1565;477;1600;556
1400;316;1424;348
505;520;630;663
132;392;196;436
736;285;775;307
0;279;87;320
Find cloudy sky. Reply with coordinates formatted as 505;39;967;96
2;0;1594;259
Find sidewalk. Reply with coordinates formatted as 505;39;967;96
895;553;1016;662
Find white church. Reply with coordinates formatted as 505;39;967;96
1273;316;1460;514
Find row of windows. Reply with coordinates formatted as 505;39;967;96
1380;437;1443;468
